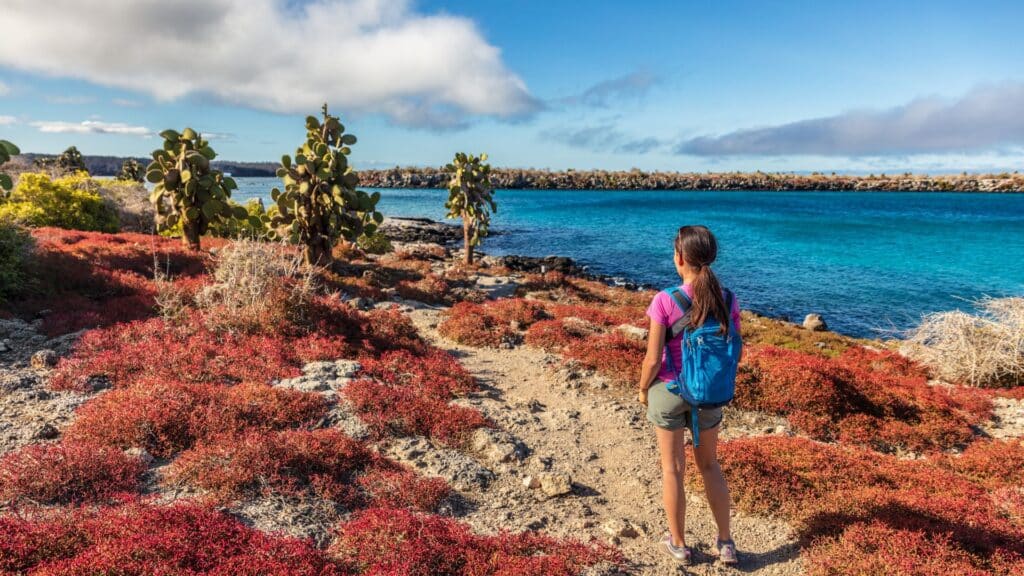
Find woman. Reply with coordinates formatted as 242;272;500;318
637;225;740;566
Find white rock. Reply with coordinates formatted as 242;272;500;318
602;518;639;539
803;313;827;331
538;472;572;497
614;324;649;342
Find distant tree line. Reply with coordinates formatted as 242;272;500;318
16;153;279;178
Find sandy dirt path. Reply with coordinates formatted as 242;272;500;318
408;308;804;576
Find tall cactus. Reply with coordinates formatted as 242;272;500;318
0;140;19;198
145;128;243;251
271;104;382;266
445;152;496;265
57;146;88;174
116;158;145;182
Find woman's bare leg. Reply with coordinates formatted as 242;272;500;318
692;425;732;542
654;426;688;547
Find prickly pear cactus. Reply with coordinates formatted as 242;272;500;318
116;158;145;182
57;146;88;174
271;104;382;265
145;128;243;250
444;152;495;265
0;140;19;197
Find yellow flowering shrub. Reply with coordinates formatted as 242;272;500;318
0;172;119;232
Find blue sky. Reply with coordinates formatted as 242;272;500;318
1;0;1022;172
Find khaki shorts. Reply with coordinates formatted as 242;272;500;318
646;380;724;432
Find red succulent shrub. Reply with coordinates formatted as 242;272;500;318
67;380;327;460
438;301;517;348
356;467;450;512
358;348;476;398
395;274;450;304
486;298;548;327
0;500;344;575
7;228;214;336
940;439;1024;489
710;436;1024;573
344;378;489;446
524;318;593;352
0;441;144;504
167;428;373;503
563;331;644;385
736;345;989;453
50;313;348;392
196;382;328;439
805;522;989;576
65;380;211;458
545;303;642;327
332;507;620;576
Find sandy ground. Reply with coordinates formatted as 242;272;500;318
408;308;804;576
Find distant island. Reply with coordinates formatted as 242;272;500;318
15;154;1023;192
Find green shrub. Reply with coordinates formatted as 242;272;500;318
159;198;272;240
0;172;119;232
0;219;34;304
357;232;392;254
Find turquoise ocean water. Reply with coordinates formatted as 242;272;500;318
234;178;1024;338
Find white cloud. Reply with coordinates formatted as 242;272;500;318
0;115;16;125
676;83;1024;157
30;120;151;136
0;0;538;129
112;98;142;107
0;81;9;96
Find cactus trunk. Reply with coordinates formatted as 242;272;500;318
462;214;474;265
304;235;332;266
182;220;201;251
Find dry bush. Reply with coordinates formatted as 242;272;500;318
96;180;156;233
903;297;1024;388
195;240;318;333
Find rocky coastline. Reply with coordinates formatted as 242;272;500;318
361;167;1024;193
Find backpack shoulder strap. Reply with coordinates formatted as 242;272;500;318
722;288;735;332
664;287;691;340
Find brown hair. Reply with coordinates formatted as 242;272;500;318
675;225;730;334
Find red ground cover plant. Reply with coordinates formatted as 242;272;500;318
358;348;477;398
356;467;450;512
545;303;644;327
485;298;549;327
524;318;595;352
438;301;518;347
344;378;490;446
166;429;373;504
168;428;451;513
0;500;344;575
0;441;144;505
563;331;645;386
49;312;349;392
708;435;1024;574
939;439;1024;489
735;345;990;453
331;507;621;576
6;228;215;336
66;380;327;458
395;274;450;304
805;522;989;576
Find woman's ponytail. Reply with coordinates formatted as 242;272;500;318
675;226;730;334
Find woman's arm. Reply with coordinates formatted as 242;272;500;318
637;318;666;405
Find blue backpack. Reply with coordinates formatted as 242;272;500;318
662;287;742;446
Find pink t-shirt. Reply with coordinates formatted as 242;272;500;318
646;285;742;383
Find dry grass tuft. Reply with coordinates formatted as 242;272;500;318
903;297;1024;388
195;240;319;333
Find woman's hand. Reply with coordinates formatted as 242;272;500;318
638;387;648;406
